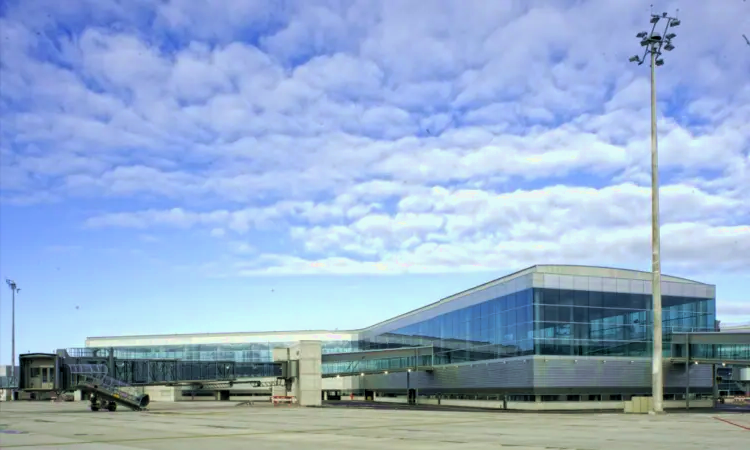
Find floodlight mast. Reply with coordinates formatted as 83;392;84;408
5;279;20;386
629;11;680;415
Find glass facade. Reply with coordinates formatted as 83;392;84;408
98;284;717;377
366;288;534;362
681;344;750;361
322;287;715;374
533;288;715;357
323;288;534;374
93;341;361;378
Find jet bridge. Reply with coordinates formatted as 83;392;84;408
18;349;285;412
321;345;436;377
669;331;750;406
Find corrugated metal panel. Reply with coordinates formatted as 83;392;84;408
664;363;712;388
533;358;650;388
359;357;712;393
534;358;712;389
362;359;533;391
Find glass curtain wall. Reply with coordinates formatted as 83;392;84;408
109;343;296;362
688;344;750;361
100;285;718;377
105;343;297;378
103;341;362;378
323;288;536;374
533;288;716;357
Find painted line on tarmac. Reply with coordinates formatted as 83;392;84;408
712;416;750;431
0;417;494;448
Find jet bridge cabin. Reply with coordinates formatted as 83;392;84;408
19;353;60;392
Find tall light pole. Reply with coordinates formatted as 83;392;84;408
5;279;20;384
629;11;680;415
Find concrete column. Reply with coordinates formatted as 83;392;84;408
293;340;322;407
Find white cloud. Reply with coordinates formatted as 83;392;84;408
1;0;748;284
83;181;750;275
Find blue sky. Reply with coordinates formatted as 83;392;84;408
1;0;749;364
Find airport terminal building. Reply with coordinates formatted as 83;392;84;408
86;265;722;403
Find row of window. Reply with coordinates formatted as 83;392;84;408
535;288;706;310
357;288;714;367
103;288;716;368
678;344;750;361
104;317;714;363
377;289;712;345
322;337;707;374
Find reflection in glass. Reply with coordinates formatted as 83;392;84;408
98;285;718;376
532;288;715;357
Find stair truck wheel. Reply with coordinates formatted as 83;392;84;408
107;401;117;412
90;394;100;411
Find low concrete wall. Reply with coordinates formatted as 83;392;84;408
229;396;271;402
373;396;406;404
665;399;713;409
625;397;713;413
144;386;180;402
430;399;624;411
345;396;623;410
341;395;713;411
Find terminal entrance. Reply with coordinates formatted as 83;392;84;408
324;390;341;401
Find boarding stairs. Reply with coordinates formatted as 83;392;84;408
68;364;151;411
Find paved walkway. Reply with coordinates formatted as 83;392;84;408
0;401;747;449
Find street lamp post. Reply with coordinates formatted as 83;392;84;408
629;11;681;415
5;279;20;387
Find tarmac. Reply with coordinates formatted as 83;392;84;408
0;400;747;449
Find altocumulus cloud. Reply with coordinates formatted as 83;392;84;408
1;0;749;277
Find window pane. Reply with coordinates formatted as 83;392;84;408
508;292;518;310
602;292;617;308
542;288;559;305
518;289;532;309
516;306;528;323
573;306;589;323
542;305;559;322
559;289;575;306
533;288;543;305
632;293;648;310
589;291;603;308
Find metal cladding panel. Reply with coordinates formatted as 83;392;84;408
532;358;651;388
362;359;534;391
532;358;712;389
664;364;713;388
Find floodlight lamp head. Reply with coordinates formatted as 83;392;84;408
664;43;675;51
655;59;665;66
650;16;660;24
637;31;648;38
640;39;649;47
5;279;16;290
666;33;676;40
629;55;640;63
670;19;680;27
